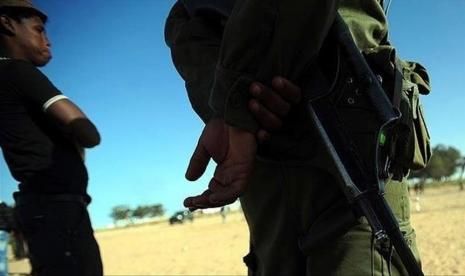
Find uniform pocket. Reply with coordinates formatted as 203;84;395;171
394;80;432;170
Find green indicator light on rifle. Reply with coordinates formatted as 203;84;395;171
379;132;387;146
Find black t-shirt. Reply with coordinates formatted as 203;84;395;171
0;59;88;195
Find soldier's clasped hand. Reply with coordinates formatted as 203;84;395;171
249;76;302;142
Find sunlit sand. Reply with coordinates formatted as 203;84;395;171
8;185;465;275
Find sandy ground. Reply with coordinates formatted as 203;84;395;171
8;185;465;275
410;186;465;275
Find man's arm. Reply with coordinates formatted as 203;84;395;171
165;1;308;209
210;0;338;133
164;1;220;123
10;60;100;148
45;100;100;148
165;0;336;130
183;78;302;210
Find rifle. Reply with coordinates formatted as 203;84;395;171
180;1;423;275
301;14;423;276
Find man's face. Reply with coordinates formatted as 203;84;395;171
11;15;51;67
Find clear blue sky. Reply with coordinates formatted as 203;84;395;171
0;0;463;229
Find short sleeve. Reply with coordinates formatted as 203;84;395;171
7;60;67;112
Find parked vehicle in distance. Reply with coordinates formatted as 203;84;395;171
169;210;194;225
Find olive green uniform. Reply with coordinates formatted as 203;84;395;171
165;0;421;275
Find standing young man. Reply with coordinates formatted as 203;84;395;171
0;1;103;275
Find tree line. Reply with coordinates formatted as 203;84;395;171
108;144;464;224
110;204;165;224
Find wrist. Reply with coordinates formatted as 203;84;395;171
228;125;257;152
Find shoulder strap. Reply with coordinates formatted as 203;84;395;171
383;0;393;16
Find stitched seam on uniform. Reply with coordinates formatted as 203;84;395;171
43;95;68;111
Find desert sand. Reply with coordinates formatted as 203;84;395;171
8;185;465;275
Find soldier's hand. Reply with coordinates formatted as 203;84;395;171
184;118;256;210
249;76;301;141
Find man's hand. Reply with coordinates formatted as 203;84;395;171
184;118;257;210
183;77;301;209
249;77;302;141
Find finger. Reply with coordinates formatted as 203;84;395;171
272;77;302;104
256;129;271;143
186;205;198;212
185;140;211;181
209;182;244;206
183;196;198;211
184;190;212;209
250;83;290;116
248;99;283;130
184;190;227;210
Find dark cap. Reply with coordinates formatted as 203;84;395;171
0;0;47;22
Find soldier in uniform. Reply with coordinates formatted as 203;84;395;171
166;0;422;275
0;1;103;275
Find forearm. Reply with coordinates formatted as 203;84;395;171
165;1;220;123
210;0;338;132
67;118;101;148
54;117;100;149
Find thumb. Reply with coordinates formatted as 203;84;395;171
185;138;211;181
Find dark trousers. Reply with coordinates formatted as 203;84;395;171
15;197;103;276
240;158;420;276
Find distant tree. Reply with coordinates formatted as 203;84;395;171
148;204;165;218
423;145;461;181
442;146;461;178
110;205;132;224
127;204;165;221
132;205;151;219
458;156;465;191
409;144;462;181
423;152;448;181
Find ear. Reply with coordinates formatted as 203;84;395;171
0;15;16;36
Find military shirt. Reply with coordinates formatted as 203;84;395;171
166;0;392;158
166;0;389;125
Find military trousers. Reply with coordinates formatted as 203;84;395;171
14;195;103;276
240;157;421;276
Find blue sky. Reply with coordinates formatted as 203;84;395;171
0;0;464;229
